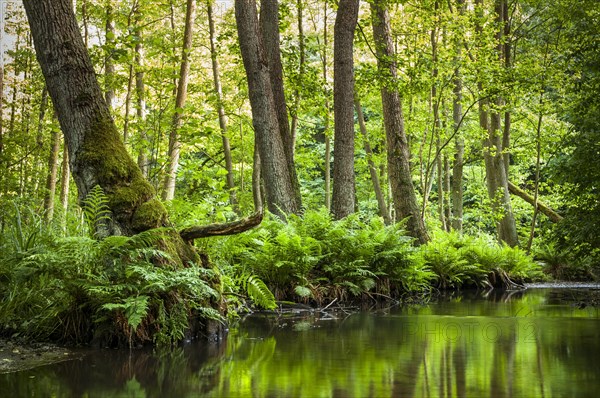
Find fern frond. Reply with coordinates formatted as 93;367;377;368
244;275;276;310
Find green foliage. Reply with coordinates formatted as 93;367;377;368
243;275;277;310
210;209;429;304
416;231;544;289
5;202;44;256
82;185;111;239
0;227;222;346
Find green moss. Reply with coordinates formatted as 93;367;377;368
79;112;167;233
132;199;167;232
158;229;200;266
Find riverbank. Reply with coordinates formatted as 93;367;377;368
0;339;79;374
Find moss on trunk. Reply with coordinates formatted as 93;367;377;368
79;114;167;235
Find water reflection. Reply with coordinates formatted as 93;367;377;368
2;288;600;397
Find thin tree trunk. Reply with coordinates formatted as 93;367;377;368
450;0;465;232
123;63;133;143
436;137;447;230
431;0;446;231
332;0;359;220
260;0;302;211
0;64;3;162
163;0;196;201
502;0;511;172
81;0;89;47
60;144;70;226
290;0;305;154
322;0;331;211
44;128;61;222
104;0;115;109
252;139;263;213
133;3;149;178
235;0;299;216
370;0;429;243
443;154;451;230
477;0;518;246
325;135;331;210
208;0;238;213
355;96;391;224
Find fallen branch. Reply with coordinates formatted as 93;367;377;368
180;211;263;242
507;181;563;223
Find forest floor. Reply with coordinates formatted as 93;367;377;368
0;339;79;374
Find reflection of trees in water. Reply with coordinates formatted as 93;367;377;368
3;289;600;397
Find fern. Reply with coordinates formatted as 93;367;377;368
244;275;276;310
82;185;111;239
102;295;150;332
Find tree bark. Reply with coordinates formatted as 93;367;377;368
290;0;305;155
23;0;167;236
332;0;359;220
162;0;196;201
507;182;562;223
450;0;465;233
60;144;70;224
355;97;391;224
132;3;149;178
44;128;61;222
370;0;429;244
476;0;518;247
259;0;302;211
181;212;263;241
208;0;238;214
104;0;115;109
235;0;299;217
322;0;331;211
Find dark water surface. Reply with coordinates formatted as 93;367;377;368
2;287;600;397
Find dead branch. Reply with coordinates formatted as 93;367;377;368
507;181;563;223
180;211;263;242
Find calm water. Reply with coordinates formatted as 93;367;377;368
2;287;600;397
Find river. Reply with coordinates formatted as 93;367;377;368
2;286;600;397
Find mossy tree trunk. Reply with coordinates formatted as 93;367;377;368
23;0;167;236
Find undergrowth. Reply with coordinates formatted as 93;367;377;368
0;191;224;347
209;210;544;307
0;198;546;346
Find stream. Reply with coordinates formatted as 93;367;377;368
2;285;600;397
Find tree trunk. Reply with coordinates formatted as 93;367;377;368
132;3;149;178
162;0;196;201
0;64;3;183
104;0;115;109
322;0;331;211
355;97;391;224
235;0;299;217
450;0;465;233
290;0;305;155
332;0;359;220
60;144;70;226
370;0;429;244
23;0;167;236
444;155;451;229
259;0;302;211
208;0;238;214
44;128;61;222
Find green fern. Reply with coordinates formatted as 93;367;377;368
102;295;150;332
82;185;111;239
244;275;276;310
